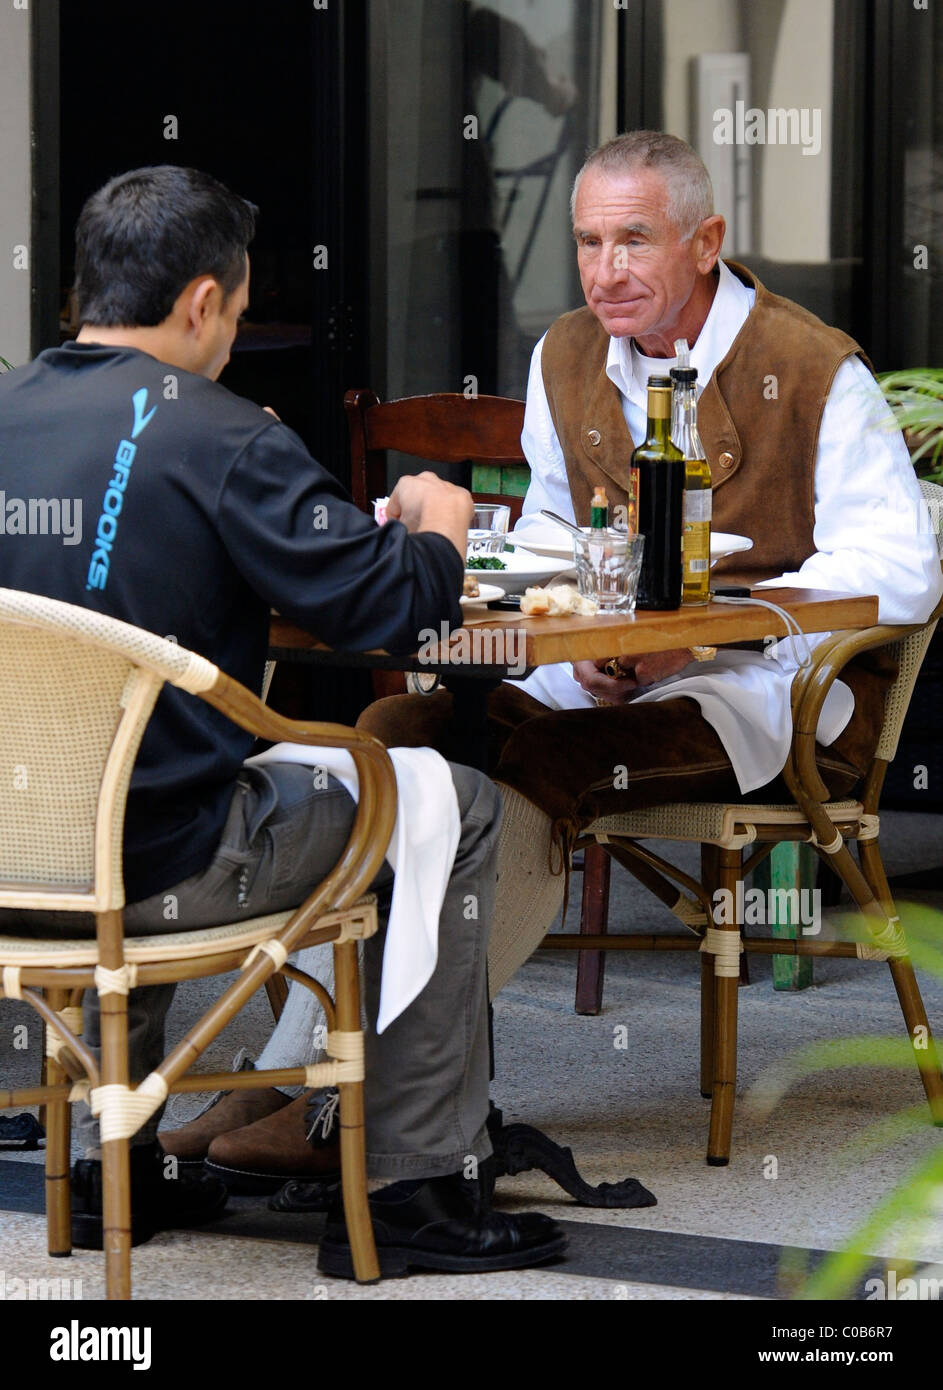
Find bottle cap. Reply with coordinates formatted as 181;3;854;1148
647;375;672;388
670;366;698;383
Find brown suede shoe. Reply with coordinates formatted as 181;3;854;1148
204;1092;341;1194
159;1087;290;1165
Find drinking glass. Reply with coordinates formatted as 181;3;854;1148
573;531;645;611
467;503;511;556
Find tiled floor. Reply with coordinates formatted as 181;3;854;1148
2;810;941;1300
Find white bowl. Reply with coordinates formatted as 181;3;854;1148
512;527;753;567
464;546;573;594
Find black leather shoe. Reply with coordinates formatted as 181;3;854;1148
316;1170;566;1279
71;1140;228;1249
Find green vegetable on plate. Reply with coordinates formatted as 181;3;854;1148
466;555;508;570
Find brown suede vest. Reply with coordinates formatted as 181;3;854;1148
539;262;893;779
541;260;868;586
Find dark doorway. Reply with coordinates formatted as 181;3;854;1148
56;0;371;481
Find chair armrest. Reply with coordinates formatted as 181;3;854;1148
200;667;397;912
786;608;938;804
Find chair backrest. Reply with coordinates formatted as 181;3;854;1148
345;388;527;522
874;479;943;763
0;590;218;913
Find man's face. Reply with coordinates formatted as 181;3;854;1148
573;166;702;342
202;258;250;381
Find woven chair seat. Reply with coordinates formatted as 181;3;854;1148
585;799;864;847
0;894;377;969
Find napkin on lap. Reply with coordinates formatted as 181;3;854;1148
245;744;461;1032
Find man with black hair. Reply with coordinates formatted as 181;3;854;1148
0;165;565;1279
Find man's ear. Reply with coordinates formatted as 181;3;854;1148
179;276;222;335
693;214;725;274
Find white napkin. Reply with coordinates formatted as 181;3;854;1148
245;743;461;1032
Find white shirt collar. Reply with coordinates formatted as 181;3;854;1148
605;259;756;410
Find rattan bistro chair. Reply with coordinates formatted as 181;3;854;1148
0;588;397;1297
543;480;943;1165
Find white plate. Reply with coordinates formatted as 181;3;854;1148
511;527;753;568
465;547;573;594
709;532;753;564
460;583;505;607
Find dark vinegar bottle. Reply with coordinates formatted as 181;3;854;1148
633;375;685;609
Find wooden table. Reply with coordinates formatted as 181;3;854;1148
272;585;877;758
269;587;878;674
271;587;878;765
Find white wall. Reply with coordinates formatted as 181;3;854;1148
0;2;32;366
662;0;740;142
757;0;832;262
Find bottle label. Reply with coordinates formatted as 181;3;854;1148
683;520;711;570
683;489;712;523
625;467;639;533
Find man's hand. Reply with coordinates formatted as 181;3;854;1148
572;648;693;703
387;472;475;561
630;648;693;686
572;658;638;704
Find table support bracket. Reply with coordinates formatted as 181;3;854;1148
484;1105;657;1209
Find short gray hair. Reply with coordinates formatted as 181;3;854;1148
570;131;714;240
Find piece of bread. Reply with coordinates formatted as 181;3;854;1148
520;585;598;617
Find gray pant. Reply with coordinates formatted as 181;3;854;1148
11;762;499;1180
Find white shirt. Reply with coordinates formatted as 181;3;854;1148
510;260;943;793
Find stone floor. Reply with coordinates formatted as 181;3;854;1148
1;810;941;1301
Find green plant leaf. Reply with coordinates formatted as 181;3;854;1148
878;367;943;475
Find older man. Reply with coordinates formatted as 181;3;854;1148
358;131;943;992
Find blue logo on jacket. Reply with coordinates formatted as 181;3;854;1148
85;389;157;592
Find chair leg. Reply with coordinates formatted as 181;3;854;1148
699;846;717;1096
98;986;132;1300
575;843;611;1015
699;954;715;1099
707;848;742;1165
858;836;943;1123
888;959;943;1123
44;991;72;1258
264;973;289;1023
333;941;380;1283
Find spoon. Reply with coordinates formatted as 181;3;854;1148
539;509;586;541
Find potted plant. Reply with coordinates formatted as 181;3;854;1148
880;368;943;485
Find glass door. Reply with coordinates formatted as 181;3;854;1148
369;0;616;433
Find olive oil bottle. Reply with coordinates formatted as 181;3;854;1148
632;376;685;610
671;343;712;606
